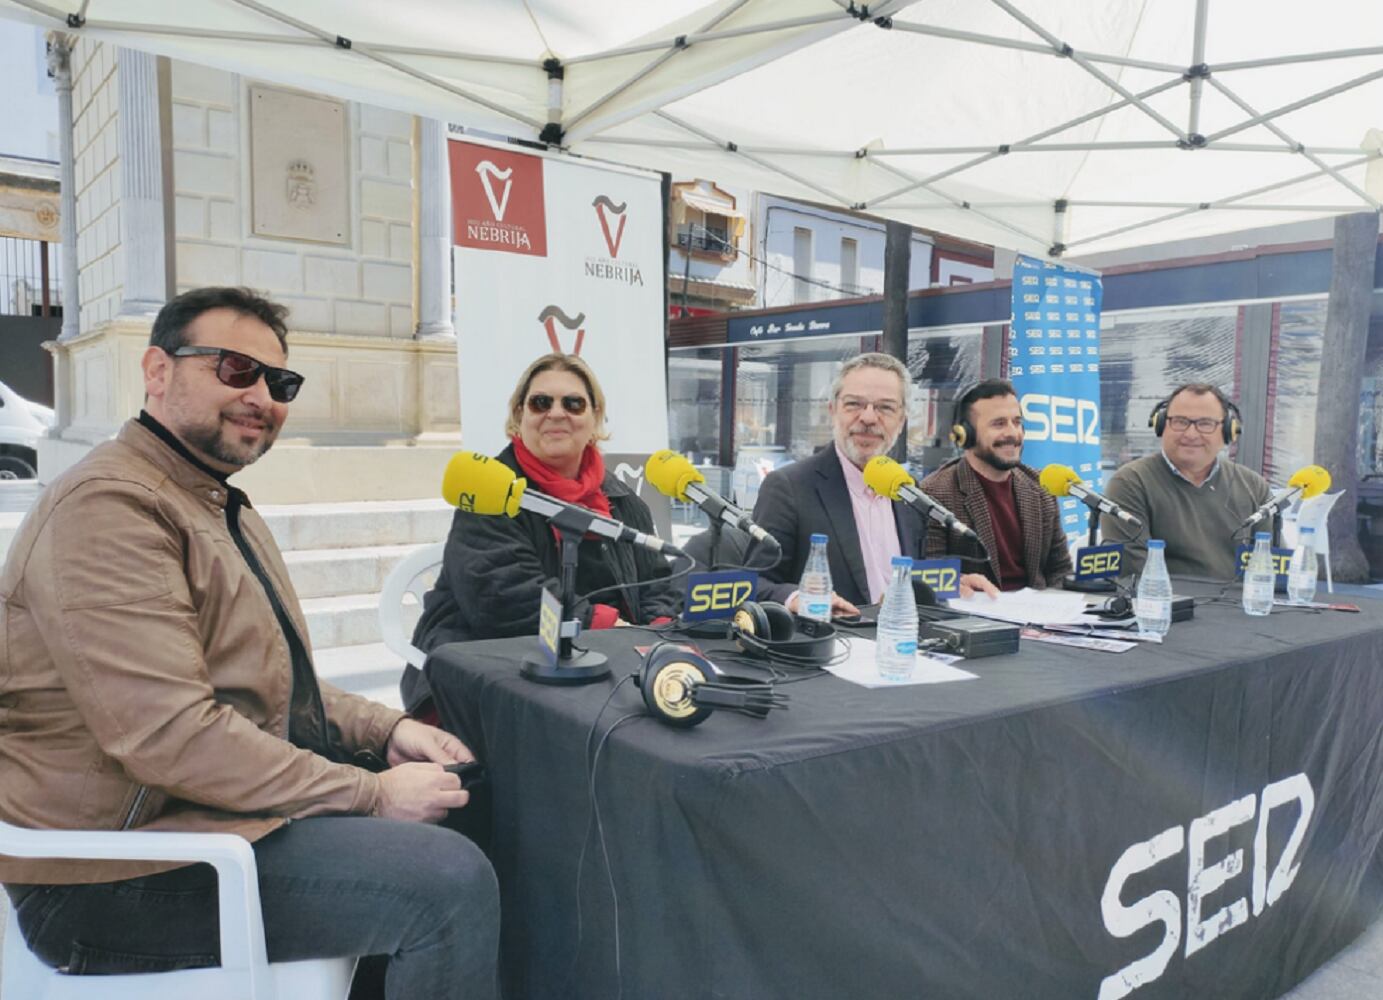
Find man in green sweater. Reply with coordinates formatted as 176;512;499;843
1103;383;1272;580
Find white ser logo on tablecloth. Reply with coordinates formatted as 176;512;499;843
1097;773;1314;999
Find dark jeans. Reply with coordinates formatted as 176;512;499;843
6;816;499;1000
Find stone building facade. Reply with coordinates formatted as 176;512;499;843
43;35;460;503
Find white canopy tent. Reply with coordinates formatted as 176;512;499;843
3;0;1380;256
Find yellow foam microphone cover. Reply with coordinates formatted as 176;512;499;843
1038;463;1081;498
439;452;525;517
1288;465;1331;499
862;455;914;501
645;449;705;502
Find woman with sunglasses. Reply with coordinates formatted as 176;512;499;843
404;353;681;710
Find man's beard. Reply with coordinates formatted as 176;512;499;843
183;411;278;468
973;438;1022;473
837;420;898;467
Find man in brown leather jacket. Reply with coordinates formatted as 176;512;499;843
0;287;498;998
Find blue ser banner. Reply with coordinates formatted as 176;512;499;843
1009;255;1103;548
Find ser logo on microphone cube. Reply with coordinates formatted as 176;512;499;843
455;491;478;512
1074;543;1123;581
683;571;758;621
911;558;961;600
1235;545;1293;588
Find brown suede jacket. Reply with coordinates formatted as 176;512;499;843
917;457;1073;589
0;419;404;884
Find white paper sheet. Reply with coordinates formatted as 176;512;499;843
945;587;1091;626
825;637;978;689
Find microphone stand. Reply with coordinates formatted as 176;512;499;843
704;515;724;570
521;508;612;685
1062;508;1118;594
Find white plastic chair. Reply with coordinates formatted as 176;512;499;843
1;818;355;1000
378;542;445;670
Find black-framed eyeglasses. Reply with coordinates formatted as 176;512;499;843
526;393;589;416
1166;415;1222;433
170;346;305;403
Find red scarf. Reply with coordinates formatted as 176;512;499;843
511;436;612;518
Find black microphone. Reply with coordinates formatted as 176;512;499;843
1237;466;1332;532
863;456;979;540
440;451;684;557
1039;465;1142;527
645;450;780;550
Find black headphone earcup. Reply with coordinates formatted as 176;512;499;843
1149;401;1167;437
1225;405;1243;444
732;601;771;649
760;601;796;642
639;646;715;728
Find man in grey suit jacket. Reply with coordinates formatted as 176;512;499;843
751;353;986;613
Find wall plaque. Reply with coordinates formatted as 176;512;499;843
250;85;349;245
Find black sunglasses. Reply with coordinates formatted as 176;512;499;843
526;393;589;416
170;346;305;403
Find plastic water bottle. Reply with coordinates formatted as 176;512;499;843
1286;526;1319;605
1134;539;1173;638
1242;531;1275;617
798;533;833;623
876;556;919;681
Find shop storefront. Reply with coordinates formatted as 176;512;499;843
667;239;1383;574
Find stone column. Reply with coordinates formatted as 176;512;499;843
46;33;80;345
415;118;454;339
115;47;168;316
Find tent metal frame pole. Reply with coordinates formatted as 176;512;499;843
989;0;1187;142
891;21;1184;73
868;158;1052;248
581;137;1367;157
868;75;1184;208
1206;76;1379;208
881;201;1370;213
1187;0;1210;135
1070;200;1370;211
1204;66;1383;143
1064;153;1379;250
1212;45;1383;73
221;0;543;131
654;111;857;209
565;0;753;133
563;10;848;66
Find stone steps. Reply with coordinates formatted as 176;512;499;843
284;543;430;600
260;498;453;552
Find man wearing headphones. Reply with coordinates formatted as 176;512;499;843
1102;382;1272;579
918;379;1069;591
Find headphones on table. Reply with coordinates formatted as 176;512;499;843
730;600;839;667
1148;384;1242;445
635;642;788;728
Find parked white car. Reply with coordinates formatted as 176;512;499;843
0;381;54;480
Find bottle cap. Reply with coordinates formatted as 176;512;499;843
810;533;827;544
1254;531;1271;541
891;556;912;569
1148;539;1165;549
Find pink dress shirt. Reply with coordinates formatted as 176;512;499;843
836;444;903;603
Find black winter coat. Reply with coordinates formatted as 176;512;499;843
412;443;682;651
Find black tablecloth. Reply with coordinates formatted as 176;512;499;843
425;587;1383;1000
